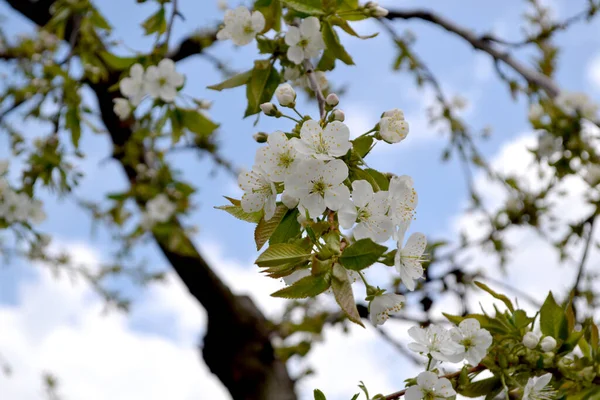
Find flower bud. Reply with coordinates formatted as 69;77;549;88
540;336;557;352
275;83;296;107
522;332;540;349
260;102;279;117
372;6;389;17
331;109;345;122
326;93;339;107
253;132;269;143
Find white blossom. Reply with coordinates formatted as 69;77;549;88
449;318;493;365
119;63;146;106
217;6;265;46
395;232;426;291
0;160;8;175
555;91;599;120
529;103;545;120
523;331;541;349
275;83;296;107
338;180;392;243
408;325;464;363
540;336;557;352
285;17;325;64
523;373;557;400
379;108;409;144
255;131;304;182
281;191;299;209
291;120;352;160
145;59;184;103
284;159;349;218
405;371;456;400
537;132;561;159
146;194;176;223
388;175;418;227
369;293;405;325
583;164;600;187
0;189;46;225
326;93;339;107
332;109;345;122
113;98;131;120
238;166;277;220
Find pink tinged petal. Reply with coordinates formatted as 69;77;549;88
325;184;350;211
434;378;456;397
251;11;265;32
300;17;321;37
285;27;301;46
351;180;374;208
302;192;326;218
403;232;427;257
404;386;424;400
322;159;349;185
416;371;438;389
338;202;357;229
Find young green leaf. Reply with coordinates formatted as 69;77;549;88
255;205;288;250
281;0;325;14
339;239;387;270
352;135;373;158
99;51;138;70
215;204;263;223
331;263;364;327
539;292;568;340
458;376;501;398
321;21;354;65
256;243;312;267
207;70;253;91
270;273;331;298
270;209;301;245
141;8;166;35
255;0;283;32
365;168;389;191
314;389;327;400
245;61;281;117
180;109;219;136
474;281;514;312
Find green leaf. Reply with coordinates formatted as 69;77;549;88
349;167;381;192
540;292;568;340
99;51;138;70
329;16;377;39
208;70;253;91
256;36;279;54
255;205;288;250
270;209;301;245
321;21;354;65
314;389;327;400
459;376;501;398
256;0;282;32
271;272;331;298
180;109;219;136
65;106;81;148
352;135;373;158
281;0;325;14
443;313;509;334
331;263;364;326
316;49;336;71
142;7;167;35
365;168;389;191
474;281;514;312
215;204;263;223
339;239;387;271
245;60;281;117
512;309;533;330
256;243;311;267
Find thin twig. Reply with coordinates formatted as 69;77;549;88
385;9;560;98
302;59;326;120
384;365;485;400
570;215;596;307
373;324;423;365
164;0;180;49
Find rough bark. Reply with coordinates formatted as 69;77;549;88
4;1;297;398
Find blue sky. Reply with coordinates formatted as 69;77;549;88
1;0;600;399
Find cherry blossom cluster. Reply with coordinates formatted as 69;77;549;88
140;193;176;230
0;160;46;226
113;59;185;120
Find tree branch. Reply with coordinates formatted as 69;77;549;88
302;58;326;120
385;9;561;98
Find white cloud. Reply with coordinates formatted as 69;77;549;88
587;53;600;92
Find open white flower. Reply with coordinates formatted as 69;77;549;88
523;373;557;400
388;175;418;226
395;232;426;291
405;371;456;400
555;91;599;120
369;293;405;325
146;194;176;223
238;166;277;220
379;108;409;143
275;83;296;107
255;131;304;182
119;63;146;106
449;318;493;365
145;59;184;103
408;325;464;363
284;159;349;218
285;17;325;64
113;98;131;120
338;180;392;243
292;120;352;160
217;6;265;46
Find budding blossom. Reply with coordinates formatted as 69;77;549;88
369;293;405;325
339;180;392;243
405;371;456;400
449;318;493;365
291;120;352;160
326;93;339;107
523;332;541;349
260;102;278;116
275;83;296;107
379;108;409;143
145;59;185;103
217;6;265;46
285;17;326;65
331;110;345;122
238;167;277;220
113;98;131;120
523;373;557;400
540;336;557;352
